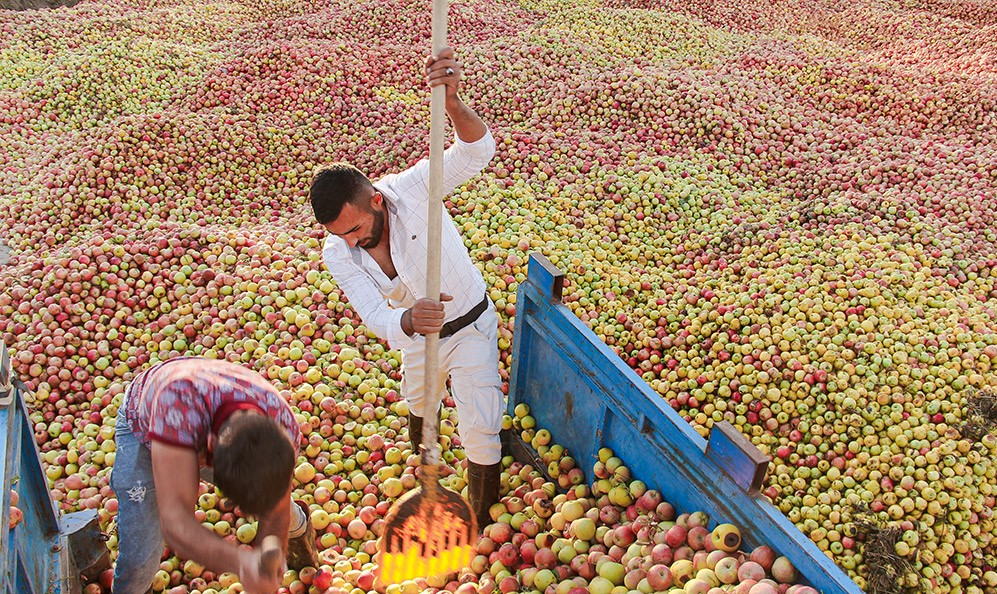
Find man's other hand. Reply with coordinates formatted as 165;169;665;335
425;47;460;100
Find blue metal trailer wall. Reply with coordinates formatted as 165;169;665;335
2;384;65;594
2;342;103;594
507;253;863;594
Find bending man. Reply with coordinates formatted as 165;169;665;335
110;356;316;593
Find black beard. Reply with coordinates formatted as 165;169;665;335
359;206;385;249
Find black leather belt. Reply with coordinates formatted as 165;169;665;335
439;293;489;339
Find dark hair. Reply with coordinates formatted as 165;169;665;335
213;413;295;516
310;162;375;224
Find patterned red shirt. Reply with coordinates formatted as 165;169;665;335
123;357;301;454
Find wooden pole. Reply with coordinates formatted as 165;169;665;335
421;0;448;483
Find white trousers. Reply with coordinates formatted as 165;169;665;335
400;308;504;465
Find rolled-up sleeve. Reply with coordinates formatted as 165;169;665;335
449;129;496;180
322;237;417;351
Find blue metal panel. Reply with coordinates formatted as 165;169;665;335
2;384;64;594
508;253;862;594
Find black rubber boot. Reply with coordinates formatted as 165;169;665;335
286;500;319;570
466;461;501;531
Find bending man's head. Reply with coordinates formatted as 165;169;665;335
212;412;295;516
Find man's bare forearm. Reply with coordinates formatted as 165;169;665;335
152;443;248;578
446;96;487;143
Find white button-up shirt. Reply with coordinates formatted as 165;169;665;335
322;131;496;352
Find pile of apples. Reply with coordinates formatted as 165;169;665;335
3;0;997;591
8;489;24;529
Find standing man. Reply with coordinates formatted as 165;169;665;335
309;47;501;529
110;356;316;594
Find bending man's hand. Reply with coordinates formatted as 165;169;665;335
402;294;453;336
238;547;283;594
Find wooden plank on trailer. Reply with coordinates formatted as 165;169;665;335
706;421;769;493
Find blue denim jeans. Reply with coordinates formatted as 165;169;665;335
110;400;162;594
